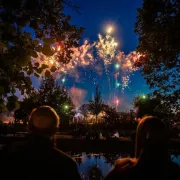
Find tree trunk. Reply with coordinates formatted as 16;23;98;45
95;114;98;124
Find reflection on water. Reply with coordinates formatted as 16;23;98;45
171;154;180;166
67;152;180;180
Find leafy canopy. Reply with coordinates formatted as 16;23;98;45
79;104;89;118
135;0;180;111
0;0;84;97
103;104;120;123
133;95;170;119
21;76;74;121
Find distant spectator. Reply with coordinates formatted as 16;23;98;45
99;132;103;139
0;106;81;180
112;130;119;139
105;116;180;180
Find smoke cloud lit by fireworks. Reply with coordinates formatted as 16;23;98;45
69;87;87;107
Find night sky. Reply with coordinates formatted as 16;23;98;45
32;0;152;111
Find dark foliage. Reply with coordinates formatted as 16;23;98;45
20;76;74;125
135;0;180;111
88;85;104;123
0;0;84;98
133;95;171;119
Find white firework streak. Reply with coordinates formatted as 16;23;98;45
95;34;118;65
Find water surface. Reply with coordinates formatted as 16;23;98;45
69;152;180;179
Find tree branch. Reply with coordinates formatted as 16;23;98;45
62;0;81;14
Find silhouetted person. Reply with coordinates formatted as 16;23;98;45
105;116;180;180
0;106;81;180
112;130;119;139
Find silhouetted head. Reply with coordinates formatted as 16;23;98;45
135;116;168;158
29;106;60;138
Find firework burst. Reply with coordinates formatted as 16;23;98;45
96;34;118;65
32;26;144;104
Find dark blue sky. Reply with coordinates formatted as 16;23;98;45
66;0;141;53
62;0;151;110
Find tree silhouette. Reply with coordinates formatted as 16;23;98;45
135;0;180;111
14;108;28;124
6;95;19;112
21;76;74;126
0;0;84;98
88;85;104;123
133;95;170;119
79;104;89;122
0;99;6;114
103;104;120;124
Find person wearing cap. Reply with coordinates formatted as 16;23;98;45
0;106;81;180
105;116;180;180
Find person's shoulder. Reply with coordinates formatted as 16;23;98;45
168;161;180;175
51;148;81;179
52;147;77;166
115;158;137;170
105;158;137;180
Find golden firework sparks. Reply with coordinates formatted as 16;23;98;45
32;28;144;91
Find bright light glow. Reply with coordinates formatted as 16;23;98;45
107;26;113;34
57;46;61;51
116;83;120;87
116;99;119;105
62;78;65;83
114;42;118;47
142;95;146;99
115;64;120;69
64;105;69;109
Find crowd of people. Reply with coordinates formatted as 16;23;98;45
72;126;135;140
0;106;180;179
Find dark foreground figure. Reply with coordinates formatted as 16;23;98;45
0;106;81;180
105;116;180;180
